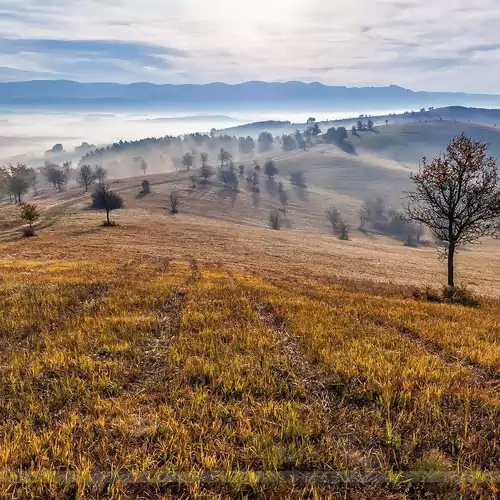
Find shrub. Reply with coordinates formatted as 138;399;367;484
200;164;214;182
339;220;350;240
442;285;479;307
269;210;282;230
22;226;36;238
141;179;151;194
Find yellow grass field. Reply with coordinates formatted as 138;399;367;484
1;204;500;498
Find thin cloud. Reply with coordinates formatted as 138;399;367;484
0;0;499;91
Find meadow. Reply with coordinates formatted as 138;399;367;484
1;120;500;498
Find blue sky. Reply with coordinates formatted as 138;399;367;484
0;0;499;92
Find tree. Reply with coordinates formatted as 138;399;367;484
290;171;307;188
356;120;364;131
200;164;214;182
352;126;358;137
200;152;209;167
258;132;274;153
282;134;297;152
279;189;289;215
170;191;179;214
135;156;148;175
247;171;260;193
339;221;351;240
238;164;245;177
44;164;67;192
20;203;40;236
190;175;197;189
90;185;124;226
141;179;151;194
269;209;282;230
0;166;10;200
264;160;278;180
404;134;500;287
182;152;194;170
326;206;341;232
8;164;31;203
310;123;322;137
220;169;237;189
77;165;95;192
94;166;107;185
367;119;374;131
218;148;231;168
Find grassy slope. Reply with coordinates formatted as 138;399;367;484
1;121;500;497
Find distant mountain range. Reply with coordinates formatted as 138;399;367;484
1;80;500;111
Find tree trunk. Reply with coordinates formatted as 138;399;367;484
447;247;455;287
106;209;110;225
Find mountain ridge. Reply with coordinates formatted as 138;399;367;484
0;80;499;111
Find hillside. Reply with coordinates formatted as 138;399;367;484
2;120;500;496
1;196;500;498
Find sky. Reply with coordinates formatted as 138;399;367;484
0;0;499;92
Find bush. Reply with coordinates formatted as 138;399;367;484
22;226;36;238
141;179;151;194
269;210;282;230
442;285;479;307
339;220;350;240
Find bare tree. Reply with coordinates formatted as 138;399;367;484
279;189;289;215
404;134;500;287
326;206;341;233
200;152;209;167
94;165;107;185
170;191;179;214
77;164;95;192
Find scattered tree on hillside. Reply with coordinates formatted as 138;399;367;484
307;117;316;125
219;148;231;168
324;127;348;144
200;152;209;167
190;175;197;189
238;164;245;177
44;164;67;191
269;209;282;230
91;184;124;226
357;120;364;131
404;134;500;287
290;171;307;188
238;136;255;154
141;179;151;194
339;220;351;240
182;152;194;170
200;164;214;182
385;119;389;126
134;156;148;175
169;191;179;214
310;123;322;137
77;165;96;192
282;134;297;152
258;132;274;153
352;126;358;137
367;119;374;131
264;160;278;180
279;189;289;215
0;166;10;201
326;206;341;233
20;202;40;236
94;165;107;185
8;164;32;203
248;171;260;194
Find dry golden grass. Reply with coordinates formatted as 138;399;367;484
0;202;500;498
2;142;500;497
